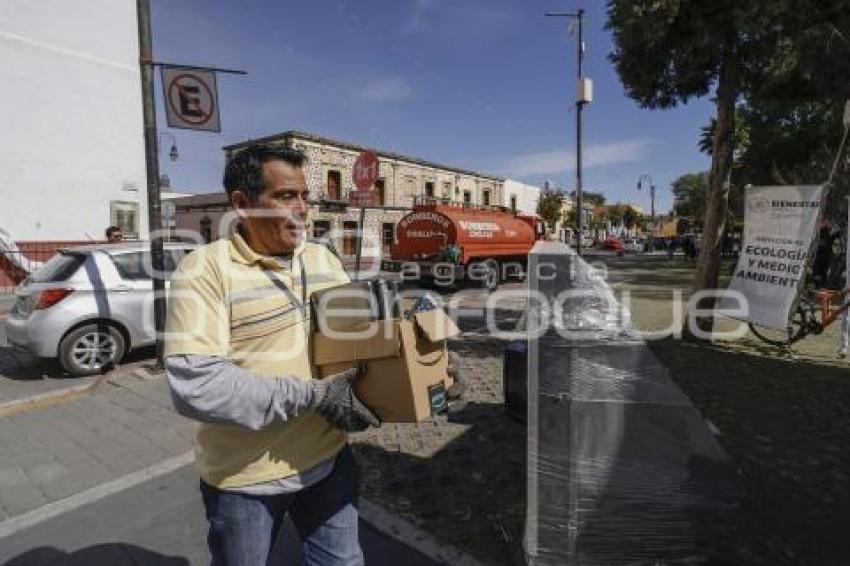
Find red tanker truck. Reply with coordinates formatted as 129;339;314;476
382;197;545;290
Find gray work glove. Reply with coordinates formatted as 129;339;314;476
446;351;466;400
311;366;380;432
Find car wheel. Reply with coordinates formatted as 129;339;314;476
59;323;126;377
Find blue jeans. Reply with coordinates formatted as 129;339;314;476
200;446;363;566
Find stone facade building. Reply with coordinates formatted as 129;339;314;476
175;130;508;260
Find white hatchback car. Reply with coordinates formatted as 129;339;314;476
5;242;195;376
623;238;646;254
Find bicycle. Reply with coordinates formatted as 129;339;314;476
749;286;850;346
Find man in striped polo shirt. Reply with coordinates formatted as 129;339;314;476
165;145;379;565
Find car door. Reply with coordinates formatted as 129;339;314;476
108;249;194;345
107;251;157;345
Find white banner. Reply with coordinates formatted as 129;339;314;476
161;66;221;132
719;185;823;329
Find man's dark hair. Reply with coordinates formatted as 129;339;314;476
223;144;308;201
105;226;122;238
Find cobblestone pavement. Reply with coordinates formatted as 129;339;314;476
350;285;529;566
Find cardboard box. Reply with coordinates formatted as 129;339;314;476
312;310;459;422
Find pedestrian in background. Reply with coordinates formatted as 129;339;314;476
105;226;123;242
813;217;838;288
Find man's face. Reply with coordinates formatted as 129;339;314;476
232;160;309;255
107;231;123;242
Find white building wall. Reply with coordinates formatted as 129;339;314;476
0;0;147;241
504;180;541;215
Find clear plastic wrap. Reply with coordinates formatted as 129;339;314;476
525;242;736;565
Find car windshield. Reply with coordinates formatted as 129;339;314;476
29;252;86;283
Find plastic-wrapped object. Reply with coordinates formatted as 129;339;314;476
525;242;736;565
406;291;442;318
503;339;528;422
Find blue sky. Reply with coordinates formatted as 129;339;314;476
151;0;716;214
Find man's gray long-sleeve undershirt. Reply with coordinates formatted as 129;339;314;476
166;355;337;494
166;354;317;430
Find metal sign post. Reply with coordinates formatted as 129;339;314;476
136;0;166;368
136;0;245;369
351;151;380;280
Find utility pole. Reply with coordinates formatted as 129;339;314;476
136;0;166;369
546;9;590;255
637;172;656;221
136;2;246;370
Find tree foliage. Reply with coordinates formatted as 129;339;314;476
607;0;850;330
536;188;564;232
735;100;850;224
671;172;708;222
581;191;606;206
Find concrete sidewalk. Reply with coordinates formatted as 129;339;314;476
0;373;454;565
0;465;437;566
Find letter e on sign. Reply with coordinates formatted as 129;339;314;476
161;66;221;132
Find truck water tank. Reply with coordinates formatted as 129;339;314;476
392;204;536;263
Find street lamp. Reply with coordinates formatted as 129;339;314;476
546;9;591;255
637;173;656;221
158;132;179;162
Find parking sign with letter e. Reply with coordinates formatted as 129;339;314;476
161;66;221;132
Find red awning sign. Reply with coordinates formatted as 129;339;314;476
352;150;379;191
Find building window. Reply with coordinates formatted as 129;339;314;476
327;170;341;201
510;195;517;211
200;216;212;243
424;181;435;198
463;191;472;204
382;222;395;254
442;181;452;199
110;201;139;238
482;190;491;206
343;220;359;256
404;176;416;198
313;220;331;239
375;179;386;206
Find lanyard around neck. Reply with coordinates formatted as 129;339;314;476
263;256;308;319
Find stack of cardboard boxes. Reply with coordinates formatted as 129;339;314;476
311;281;459;422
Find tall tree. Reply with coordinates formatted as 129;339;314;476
671;172;709;224
536;188;564;233
736;100;850;221
607;0;850;330
580;191;607;206
622;206;639;229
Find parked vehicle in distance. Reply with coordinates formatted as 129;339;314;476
383;197;546;291
601;237;625;255
5;242;196;376
623;238;645;253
